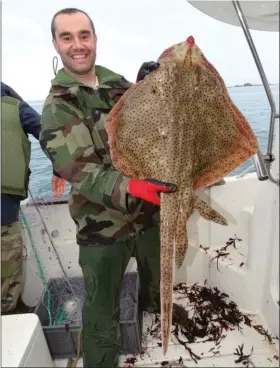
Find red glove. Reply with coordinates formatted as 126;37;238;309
127;179;177;206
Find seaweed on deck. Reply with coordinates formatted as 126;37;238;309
124;280;277;366
124;356;138;367
251;324;274;344
172;282;244;344
141;281;246;363
233;344;254;367
209;235;243;271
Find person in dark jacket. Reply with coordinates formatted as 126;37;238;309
1;82;66;314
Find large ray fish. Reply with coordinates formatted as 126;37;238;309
105;36;258;355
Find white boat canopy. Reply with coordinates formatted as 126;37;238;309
188;1;279;32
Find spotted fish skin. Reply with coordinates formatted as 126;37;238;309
105;37;258;355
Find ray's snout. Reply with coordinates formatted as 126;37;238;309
185;36;203;66
186;36;195;46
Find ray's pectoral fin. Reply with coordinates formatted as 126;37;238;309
194;195;228;226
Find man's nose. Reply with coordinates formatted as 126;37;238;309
72;37;84;49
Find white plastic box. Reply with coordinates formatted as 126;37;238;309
2;313;54;367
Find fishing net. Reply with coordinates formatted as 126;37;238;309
20;195;140;328
39;277;84;326
36;273;139;327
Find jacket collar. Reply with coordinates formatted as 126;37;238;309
51;65;125;91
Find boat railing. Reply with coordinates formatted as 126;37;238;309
232;1;279;186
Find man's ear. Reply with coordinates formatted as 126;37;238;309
52;38;59;53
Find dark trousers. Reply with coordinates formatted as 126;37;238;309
79;225;160;367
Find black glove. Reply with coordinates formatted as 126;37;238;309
136;61;160;82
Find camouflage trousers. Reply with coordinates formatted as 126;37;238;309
1;221;24;313
79;224;160;368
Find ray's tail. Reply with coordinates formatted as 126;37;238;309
174;208;188;269
174;188;192;269
160;191;180;355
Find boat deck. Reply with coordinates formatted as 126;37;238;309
54;282;279;368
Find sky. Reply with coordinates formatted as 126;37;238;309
2;0;279;102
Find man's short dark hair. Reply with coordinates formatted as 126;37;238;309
51;8;95;39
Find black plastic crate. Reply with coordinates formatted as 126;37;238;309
34;272;143;359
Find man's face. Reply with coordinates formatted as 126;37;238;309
53;12;97;75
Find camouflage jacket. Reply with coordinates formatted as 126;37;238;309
40;66;159;246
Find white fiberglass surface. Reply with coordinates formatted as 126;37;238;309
118;282;279;367
54;280;279;368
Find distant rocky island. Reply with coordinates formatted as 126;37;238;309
227;82;276;88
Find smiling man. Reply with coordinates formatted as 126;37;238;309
39;8;176;368
50;10;98;86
